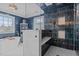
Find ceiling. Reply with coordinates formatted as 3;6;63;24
0;3;44;18
26;3;44;18
0;3;26;18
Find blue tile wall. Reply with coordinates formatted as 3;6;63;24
26;18;33;29
15;16;23;36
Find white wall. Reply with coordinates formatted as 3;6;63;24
0;3;44;18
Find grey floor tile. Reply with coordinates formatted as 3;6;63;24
44;46;77;56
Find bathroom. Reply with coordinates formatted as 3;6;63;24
0;3;79;56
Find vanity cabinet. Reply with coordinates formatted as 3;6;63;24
23;30;52;56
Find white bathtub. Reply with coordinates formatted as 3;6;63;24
0;37;23;56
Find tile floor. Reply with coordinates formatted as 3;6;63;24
44;46;78;56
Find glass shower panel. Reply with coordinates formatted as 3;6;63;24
75;4;79;51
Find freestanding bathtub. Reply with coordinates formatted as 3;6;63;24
0;37;23;56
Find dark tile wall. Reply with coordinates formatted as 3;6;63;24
44;3;77;50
